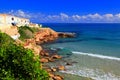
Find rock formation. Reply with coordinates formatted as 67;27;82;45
58;32;76;38
23;28;65;80
34;28;58;44
23;28;58;56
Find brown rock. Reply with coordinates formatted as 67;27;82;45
34;28;58;44
23;39;43;56
49;73;54;78
45;57;55;62
52;55;62;59
51;68;57;72
46;68;52;72
66;62;72;66
40;50;48;56
35;37;40;42
40;58;48;63
33;46;40;55
44;52;49;56
58;32;76;38
53;75;63;80
40;52;44;56
58;66;65;71
48;58;55;62
24;43;33;49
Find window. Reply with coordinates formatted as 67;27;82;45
11;17;14;21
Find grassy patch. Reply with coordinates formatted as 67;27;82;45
0;31;14;46
18;26;40;41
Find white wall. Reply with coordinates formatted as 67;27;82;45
0;16;4;24
6;16;12;24
0;14;30;27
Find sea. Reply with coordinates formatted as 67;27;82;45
42;23;120;80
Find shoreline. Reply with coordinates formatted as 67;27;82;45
14;26;120;80
38;26;120;77
23;27;93;80
41;43;93;80
0;26;93;80
22;27;69;80
33;28;93;80
21;24;120;79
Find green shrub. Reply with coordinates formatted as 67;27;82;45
18;26;40;41
0;32;49;80
0;31;14;46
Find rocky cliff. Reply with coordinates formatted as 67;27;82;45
34;28;58;44
23;28;58;56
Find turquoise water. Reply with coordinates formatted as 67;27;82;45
43;23;120;80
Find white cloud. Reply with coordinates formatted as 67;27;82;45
115;13;120;18
60;13;69;19
72;15;81;21
104;14;113;18
8;10;31;18
87;13;102;19
103;14;114;22
4;10;120;23
81;16;87;19
17;10;25;17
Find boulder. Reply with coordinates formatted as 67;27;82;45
58;32;76;38
24;43;33;49
40;58;48;63
48;57;55;62
34;28;58;44
40;50;49;56
57;66;65;71
66;62;72;66
49;73;54;78
45;57;55;62
44;52;49;56
51;68;57;72
46;68;52;72
53;75;63;80
52;55;62;59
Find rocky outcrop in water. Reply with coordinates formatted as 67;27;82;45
58;32;76;38
23;28;58;56
34;28;58;44
23;28;75;80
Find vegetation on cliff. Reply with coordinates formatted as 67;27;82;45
0;32;49;80
18;26;40;41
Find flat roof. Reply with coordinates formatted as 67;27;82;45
0;14;29;20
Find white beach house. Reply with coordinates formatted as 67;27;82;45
0;14;30;29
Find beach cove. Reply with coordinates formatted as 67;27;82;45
42;23;120;80
0;23;93;80
1;23;120;80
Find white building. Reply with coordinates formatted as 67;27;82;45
0;14;30;29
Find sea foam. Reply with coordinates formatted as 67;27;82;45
72;51;120;61
61;67;120;80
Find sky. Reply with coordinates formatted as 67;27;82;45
1;0;120;23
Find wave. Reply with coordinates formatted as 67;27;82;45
60;67;120;80
72;51;120;61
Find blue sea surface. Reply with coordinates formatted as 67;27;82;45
42;23;120;80
43;23;120;58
